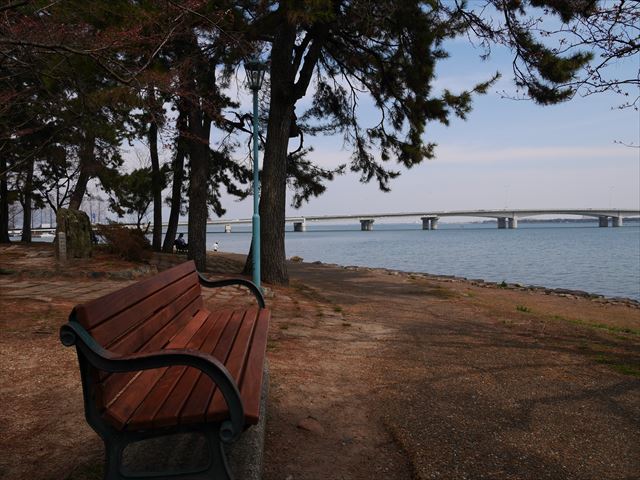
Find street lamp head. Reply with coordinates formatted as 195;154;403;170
244;58;267;91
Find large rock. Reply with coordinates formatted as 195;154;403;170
54;208;92;259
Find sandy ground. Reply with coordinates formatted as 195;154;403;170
0;245;638;479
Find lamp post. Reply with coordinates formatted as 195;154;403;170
244;59;267;289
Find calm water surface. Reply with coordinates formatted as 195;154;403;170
202;222;640;300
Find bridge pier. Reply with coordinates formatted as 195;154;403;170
224;224;232;233
598;216;609;228
293;221;306;232
508;216;518;229
497;218;507;229
360;219;374;231
612;216;623;227
421;217;439;230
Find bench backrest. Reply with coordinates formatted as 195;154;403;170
71;261;203;407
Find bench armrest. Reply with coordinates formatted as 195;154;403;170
60;321;244;443
197;272;265;308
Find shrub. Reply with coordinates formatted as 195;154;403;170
95;224;152;262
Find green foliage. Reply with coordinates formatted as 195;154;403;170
516;305;532;313
104;166;170;227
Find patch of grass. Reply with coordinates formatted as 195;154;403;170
551;314;640;336
516;305;532;313
0;268;15;275
424;286;457;299
290;280;333;304
498;280;508;289
316;311;324;317
333;305;343;313
578;340;590;350
595;355;640;377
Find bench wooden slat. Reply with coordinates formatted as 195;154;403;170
231;308;270;424
172;310;238;425
91;272;200;348
103;309;211;430
75;261;196;329
151;309;244;429
206;308;259;423
125;309;226;430
106;283;202;355
99;294;203;403
180;309;253;424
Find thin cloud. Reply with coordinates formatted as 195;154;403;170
436;145;638;165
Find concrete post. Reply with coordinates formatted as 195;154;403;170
612;216;623;227
497;218;507;229
430;217;439;230
57;231;67;263
598;216;609;228
360;219;374;231
421;217;431;230
293;221;306;232
224;224;232;233
508;216;518;229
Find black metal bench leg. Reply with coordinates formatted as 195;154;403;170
104;435;125;480
99;428;233;480
206;428;234;480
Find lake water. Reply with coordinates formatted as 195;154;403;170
200;222;640;300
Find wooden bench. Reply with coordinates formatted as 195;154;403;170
60;261;270;480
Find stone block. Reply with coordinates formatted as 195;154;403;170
54;208;92;259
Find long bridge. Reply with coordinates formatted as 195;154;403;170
13;208;640;236
207;208;640;232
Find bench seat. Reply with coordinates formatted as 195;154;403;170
104;306;269;431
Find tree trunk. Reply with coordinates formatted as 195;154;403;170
256;100;293;284
162;138;185;253
69;132;96;210
187;141;209;271
148;117;162;251
21;159;34;242
186;99;211;271
0;156;10;243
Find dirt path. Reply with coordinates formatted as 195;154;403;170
1;246;639;479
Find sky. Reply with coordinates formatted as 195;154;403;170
216;40;638;221
116;26;640;225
